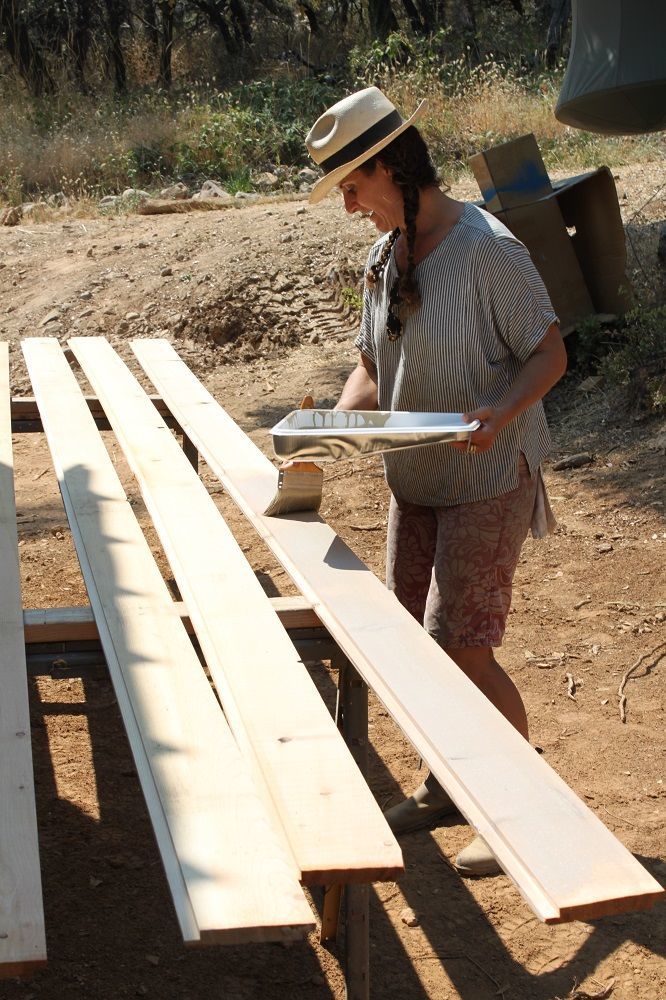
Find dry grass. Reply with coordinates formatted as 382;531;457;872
0;61;662;209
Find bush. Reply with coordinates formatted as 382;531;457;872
601;306;666;415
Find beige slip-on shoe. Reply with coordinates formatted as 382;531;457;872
454;835;502;877
384;773;461;835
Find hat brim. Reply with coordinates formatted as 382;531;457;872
308;99;429;205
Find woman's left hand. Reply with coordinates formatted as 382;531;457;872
449;406;506;455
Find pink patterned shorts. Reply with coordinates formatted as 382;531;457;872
386;457;537;648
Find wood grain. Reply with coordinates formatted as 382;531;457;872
0;343;47;977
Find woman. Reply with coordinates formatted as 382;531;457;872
305;87;567;876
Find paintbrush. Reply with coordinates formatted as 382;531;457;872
263;395;324;516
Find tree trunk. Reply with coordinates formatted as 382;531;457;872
0;0;55;97
459;0;481;65
142;0;160;54
70;1;93;93
546;0;571;68
367;0;399;41
415;0;446;34
158;1;174;88
104;0;128;92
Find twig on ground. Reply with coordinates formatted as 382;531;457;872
597;803;638;828
556;977;615;999
618;641;666;722
566;672;577;699
415;952;506;997
574;597;591;610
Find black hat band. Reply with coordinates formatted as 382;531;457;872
320;110;403;174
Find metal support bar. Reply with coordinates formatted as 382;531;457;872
335;652;370;1000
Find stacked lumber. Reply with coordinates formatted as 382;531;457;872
68;335;402;887
22;339;315;945
132;337;665;926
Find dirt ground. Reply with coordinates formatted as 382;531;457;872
1;161;665;1000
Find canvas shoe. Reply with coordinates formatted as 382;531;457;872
454;835;502;877
384;772;460;835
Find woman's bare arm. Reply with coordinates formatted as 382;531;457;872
335;353;379;410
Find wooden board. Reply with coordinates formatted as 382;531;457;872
132;337;665;925
23;597;321;644
22;338;314;945
69;336;402;886
0;344;47;978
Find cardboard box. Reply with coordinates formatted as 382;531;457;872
469;135;631;332
495;197;594;332
468;134;552;213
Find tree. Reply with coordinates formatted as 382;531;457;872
0;0;55;96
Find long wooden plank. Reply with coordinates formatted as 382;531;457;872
22;338;314;944
23;597;322;644
132;337;665;925
0;344;47;978
69;336;402;885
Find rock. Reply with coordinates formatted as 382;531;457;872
21;202;44;217
597;543;614;553
577;375;604;393
40;310;61;327
279;234;293;243
552;452;593;471
80;291;92;301
298;167;318;183
121;188;150;202
296;206;307;215
159;182;189;200
234;191;260;201
47;191;68;208
255;171;279;191
125;311;140;321
160;266;173;277
400;907;419;927
192;180;232;201
298;182;313;194
1;206;22;226
282;180;296;193
99;195;120;208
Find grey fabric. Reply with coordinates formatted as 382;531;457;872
555;0;666;134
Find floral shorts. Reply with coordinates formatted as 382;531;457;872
386;457;537;648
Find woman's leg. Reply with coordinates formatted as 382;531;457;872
443;646;529;739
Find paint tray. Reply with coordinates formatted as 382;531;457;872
270;410;480;463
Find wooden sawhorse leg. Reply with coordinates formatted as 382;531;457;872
334;651;370;1000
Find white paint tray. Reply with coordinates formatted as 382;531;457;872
270;410;480;463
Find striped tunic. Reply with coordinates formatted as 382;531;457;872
355;202;558;506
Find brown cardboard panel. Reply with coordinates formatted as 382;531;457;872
496;198;595;334
553;169;633;314
469;134;552;213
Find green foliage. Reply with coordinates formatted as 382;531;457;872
341;286;363;311
600;306;666;415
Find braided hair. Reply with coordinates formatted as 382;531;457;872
361;126;439;310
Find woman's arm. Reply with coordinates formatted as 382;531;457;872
451;322;567;454
334;352;379;410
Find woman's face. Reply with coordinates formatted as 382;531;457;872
338;162;402;233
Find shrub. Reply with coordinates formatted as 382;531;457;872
600;306;666;415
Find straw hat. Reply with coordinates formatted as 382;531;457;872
305;86;428;204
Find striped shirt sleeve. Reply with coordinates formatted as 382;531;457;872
476;234;558;364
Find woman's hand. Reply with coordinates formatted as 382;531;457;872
449;406;507;455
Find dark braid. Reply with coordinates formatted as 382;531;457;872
361;125;438;310
365;227;400;289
